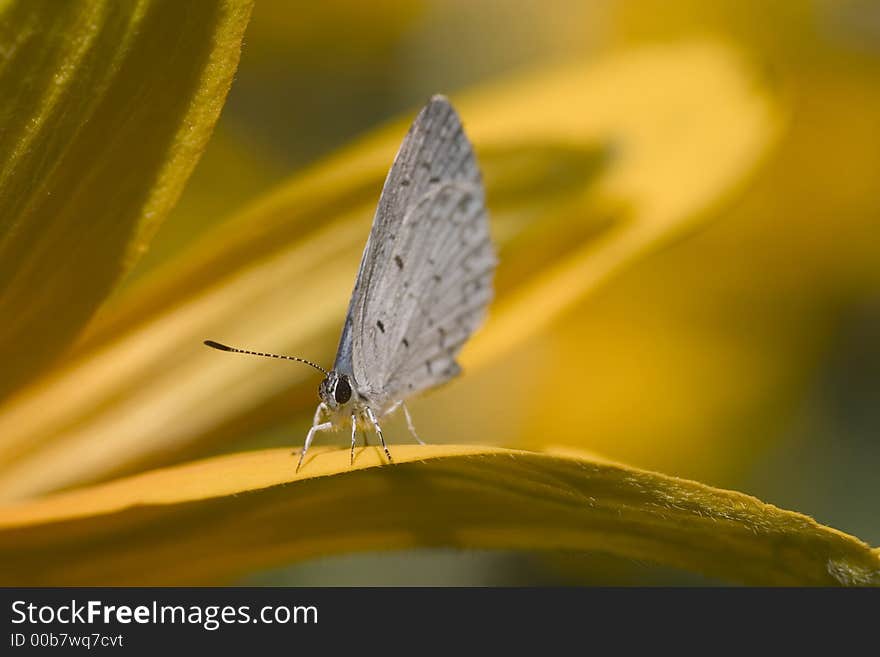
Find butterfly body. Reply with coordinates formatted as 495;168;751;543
315;371;383;426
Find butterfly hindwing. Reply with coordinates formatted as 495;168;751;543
335;96;495;409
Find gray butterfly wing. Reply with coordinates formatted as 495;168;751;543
333;95;496;409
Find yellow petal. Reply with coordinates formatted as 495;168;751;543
0;446;875;586
0;41;781;500
0;0;253;399
465;44;783;367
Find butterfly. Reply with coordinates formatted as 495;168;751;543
205;95;496;471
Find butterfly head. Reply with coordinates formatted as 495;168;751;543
319;370;353;410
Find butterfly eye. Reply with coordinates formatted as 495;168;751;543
334;376;352;404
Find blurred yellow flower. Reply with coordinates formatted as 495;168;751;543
2;446;877;586
0;0;876;586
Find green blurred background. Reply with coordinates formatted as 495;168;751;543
131;0;880;584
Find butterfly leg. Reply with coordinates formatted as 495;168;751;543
379;401;424;445
296;421;332;472
304;401;327;431
382;400;401;416
401;401;425;445
365;406;393;464
295;402;332;473
349;413;358;466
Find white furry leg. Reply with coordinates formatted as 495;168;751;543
295;402;331;472
349;413;358;466
365;406;393;464
402;402;424;445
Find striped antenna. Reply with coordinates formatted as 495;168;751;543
203;340;328;376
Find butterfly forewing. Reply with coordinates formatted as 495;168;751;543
335;95;496;409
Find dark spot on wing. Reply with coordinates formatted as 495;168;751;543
433;274;441;283
402;338;410;348
394;255;404;270
464;280;481;297
429;176;440;184
426;360;433;374
377;320;385;333
400;178;411;186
